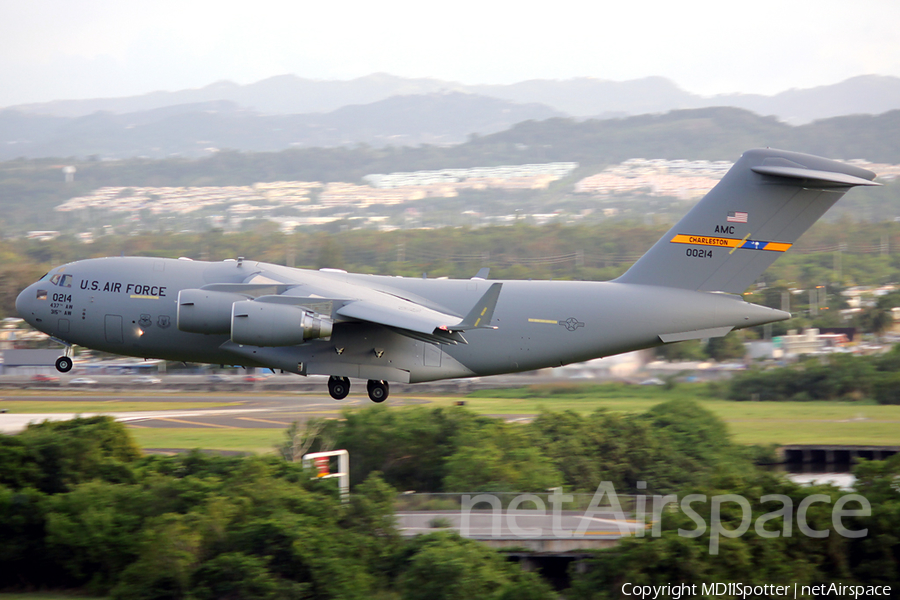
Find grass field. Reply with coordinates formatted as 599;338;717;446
129;427;286;454
4;384;898;450
447;383;900;446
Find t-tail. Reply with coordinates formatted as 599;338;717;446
615;148;879;293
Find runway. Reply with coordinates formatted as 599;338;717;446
0;393;433;434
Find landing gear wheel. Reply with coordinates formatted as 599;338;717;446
55;356;73;373
367;380;389;403
328;376;350;400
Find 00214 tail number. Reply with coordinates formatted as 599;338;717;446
686;248;712;258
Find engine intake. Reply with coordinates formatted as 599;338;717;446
231;300;333;346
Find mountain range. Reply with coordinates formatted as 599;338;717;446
9;73;900;123
2;74;900;160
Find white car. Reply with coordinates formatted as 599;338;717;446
69;378;98;385
132;376;162;384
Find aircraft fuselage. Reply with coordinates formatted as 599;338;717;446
17;256;785;383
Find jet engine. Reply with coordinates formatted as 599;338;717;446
231;300;333;346
177;289;246;334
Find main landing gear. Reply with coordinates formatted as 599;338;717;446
366;379;389;403
327;376;350;400
326;376;390;403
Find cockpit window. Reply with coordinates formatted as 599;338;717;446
48;273;73;287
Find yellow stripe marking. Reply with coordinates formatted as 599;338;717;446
528;318;558;324
237;416;293;426
729;233;752;254
130;295;160;299
670;233;792;254
156;417;235;429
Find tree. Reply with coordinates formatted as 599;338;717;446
705;332;746;362
397;532;554;600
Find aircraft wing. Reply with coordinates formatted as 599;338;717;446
202;277;502;344
336;282;502;343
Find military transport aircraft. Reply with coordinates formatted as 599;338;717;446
16;149;879;402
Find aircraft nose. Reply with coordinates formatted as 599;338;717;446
16;285;33;320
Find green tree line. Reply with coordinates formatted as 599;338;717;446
728;346;900;404
0;416;553;599
292;400;753;495
3;403;899;598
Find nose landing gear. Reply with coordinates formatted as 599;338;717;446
366;380;389;403
55;343;74;373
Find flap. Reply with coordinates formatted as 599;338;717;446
337;299;460;335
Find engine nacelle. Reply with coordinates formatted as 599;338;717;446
231;300;333;346
177;289;246;334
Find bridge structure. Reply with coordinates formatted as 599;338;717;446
779;444;899;465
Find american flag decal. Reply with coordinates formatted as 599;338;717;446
727;211;748;223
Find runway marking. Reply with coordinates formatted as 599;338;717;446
237;416;294;426
155;417;237;429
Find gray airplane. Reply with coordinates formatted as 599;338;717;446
16;149;879;402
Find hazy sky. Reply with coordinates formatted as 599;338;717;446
2;0;899;107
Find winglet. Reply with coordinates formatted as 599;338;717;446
471;267;490;280
447;282;502;331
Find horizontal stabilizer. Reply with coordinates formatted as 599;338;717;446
751;165;881;188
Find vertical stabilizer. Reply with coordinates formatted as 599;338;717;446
614;149;879;293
